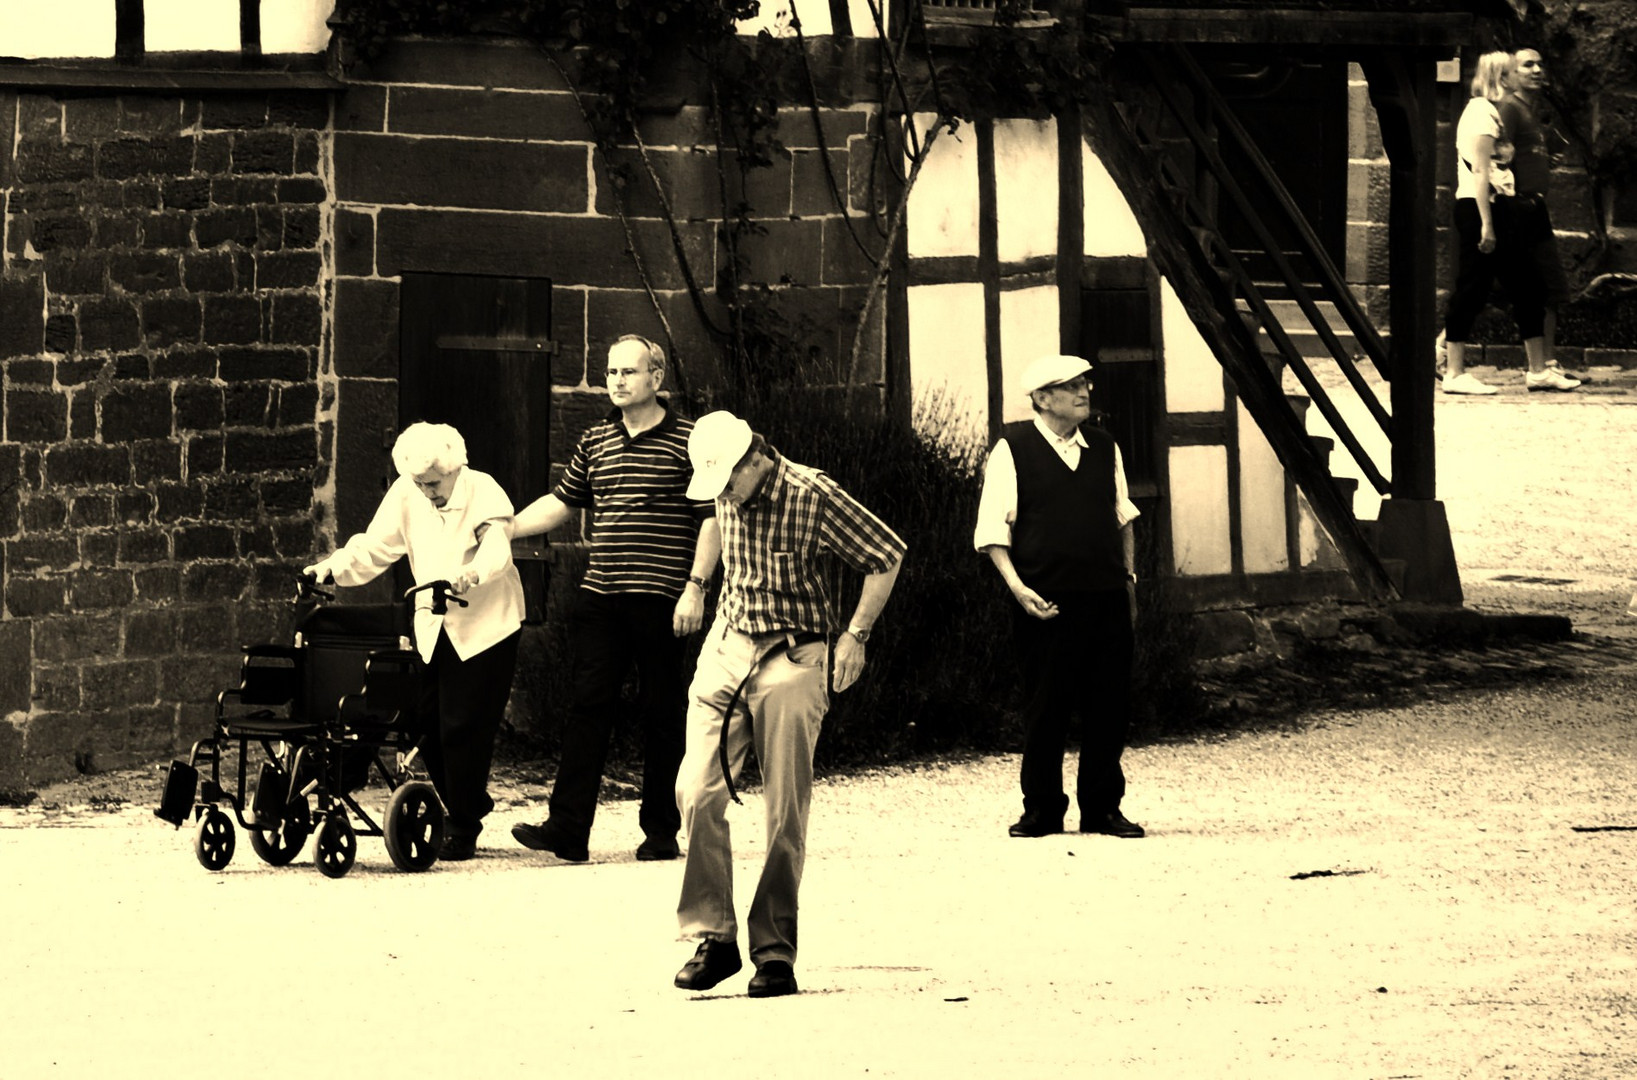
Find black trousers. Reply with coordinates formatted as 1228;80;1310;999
419;628;520;839
548;588;687;844
1444;196;1546;342
1012;588;1134;822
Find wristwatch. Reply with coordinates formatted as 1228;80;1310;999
845;624;871;643
1125;570;1138;584
686;575;710;592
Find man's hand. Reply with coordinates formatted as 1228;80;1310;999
1479;222;1497;254
672;587;705;637
833;632;866;692
1011;583;1059;620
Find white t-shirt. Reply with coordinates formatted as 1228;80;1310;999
1455;97;1515;201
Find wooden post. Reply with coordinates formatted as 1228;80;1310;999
1363;52;1463;604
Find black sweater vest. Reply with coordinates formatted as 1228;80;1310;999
1001;420;1126;594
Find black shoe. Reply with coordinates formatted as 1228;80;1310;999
511;818;589;862
636;835;680;861
1081;810;1145;839
1008;813;1064;838
439;834;477;861
747;960;799;998
674;940;742;991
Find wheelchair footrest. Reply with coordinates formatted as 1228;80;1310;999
154;761;198;826
250;762;289;825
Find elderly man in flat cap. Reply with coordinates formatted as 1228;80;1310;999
670;410;905;999
975;354;1145;840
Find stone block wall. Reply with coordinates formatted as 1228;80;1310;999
326;38;885;543
0;88;329;787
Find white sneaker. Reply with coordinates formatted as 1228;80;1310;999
1546;359;1586;383
1442;371;1499;395
1525;368;1581;392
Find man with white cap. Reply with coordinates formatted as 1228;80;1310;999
974;354;1145;840
671;410;906;998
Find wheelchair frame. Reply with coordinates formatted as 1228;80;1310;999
155;578;464;878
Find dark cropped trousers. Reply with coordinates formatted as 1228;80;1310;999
1444;196;1547;343
419;628;520;840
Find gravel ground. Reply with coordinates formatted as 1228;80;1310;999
4;367;1636;1079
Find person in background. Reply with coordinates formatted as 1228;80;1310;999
975;354;1145;841
1441;51;1576;395
507;334;720;863
670;410;905;999
1501;46;1584;389
304;421;525;861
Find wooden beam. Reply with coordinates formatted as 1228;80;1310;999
978;119;1003;442
1106;8;1474;47
1362;53;1437;501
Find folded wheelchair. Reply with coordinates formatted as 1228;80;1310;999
155;577;465;878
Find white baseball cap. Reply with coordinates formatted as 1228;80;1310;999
686;410;754;500
1019;354;1092;396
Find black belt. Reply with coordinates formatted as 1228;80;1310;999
717;631;827;804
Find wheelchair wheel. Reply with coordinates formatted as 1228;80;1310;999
193;807;235;871
383;781;444;873
313;812;357;879
249;815;310;867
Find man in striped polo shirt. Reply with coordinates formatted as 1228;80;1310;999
507;335;721;863
671;410;905;999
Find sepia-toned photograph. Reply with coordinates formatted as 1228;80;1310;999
2;1;1634;1076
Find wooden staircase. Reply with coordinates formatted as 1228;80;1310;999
1084;43;1401;601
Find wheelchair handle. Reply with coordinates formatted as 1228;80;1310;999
296;572;335;604
403;580;469;616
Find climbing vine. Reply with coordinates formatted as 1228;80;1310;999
327;0;1110;401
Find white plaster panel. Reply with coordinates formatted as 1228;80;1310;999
1169;445;1234;576
1082;140;1146;257
261;0;337;54
2;2;115;58
907;283;988;445
146;0;241;52
1237;401;1289;573
1160;277;1225;413
993;118;1057;263
739;1;884;37
998;285;1061;424
906;114;980;259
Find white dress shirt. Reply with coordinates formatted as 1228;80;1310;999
973;415;1141;551
320;467;524;663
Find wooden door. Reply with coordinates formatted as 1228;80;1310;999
398;272;554;622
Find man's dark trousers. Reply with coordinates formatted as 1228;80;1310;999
1012;588;1133;823
550;589;687;844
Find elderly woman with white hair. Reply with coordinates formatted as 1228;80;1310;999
304;421;525;861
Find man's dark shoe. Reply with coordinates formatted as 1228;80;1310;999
674;940;742;991
510;818;589;862
636;835;680;861
1081;811;1146;839
747;960;799;998
439;834;477;861
1008;814;1064;838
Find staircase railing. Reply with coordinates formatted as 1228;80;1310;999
1133;45;1395;498
1085;49;1397;600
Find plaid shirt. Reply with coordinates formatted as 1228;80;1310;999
716;456;906;636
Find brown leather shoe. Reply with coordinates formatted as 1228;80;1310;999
1008;813;1064;838
510;818;589;862
636;835;680;861
674;940;742;991
747;960;798;998
1081;811;1145;839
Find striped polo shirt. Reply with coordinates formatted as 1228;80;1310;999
716;454;906;636
554;403;714;598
